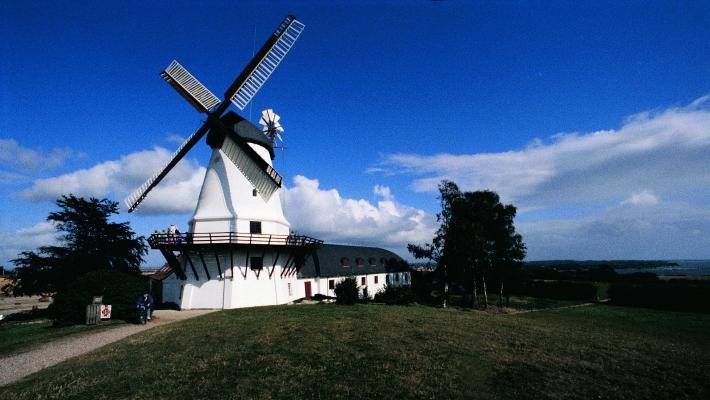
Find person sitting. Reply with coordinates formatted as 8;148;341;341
136;291;154;321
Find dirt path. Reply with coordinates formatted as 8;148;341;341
0;309;214;386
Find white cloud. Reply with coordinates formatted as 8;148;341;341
282;176;436;251
0;138;78;171
374;95;710;259
0;222;59;267
519;202;710;260
377;95;710;209
20;147;205;215
621;190;659;206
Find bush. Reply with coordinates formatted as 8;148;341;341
374;285;416;305
334;277;358;305
609;281;710;313
49;270;150;326
509;280;599;302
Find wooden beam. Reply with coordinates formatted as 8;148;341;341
244;247;250;280
198;250;211;280
183;251;199;280
268;250;281;279
230;247;234;280
214;251;223;278
280;252;293;278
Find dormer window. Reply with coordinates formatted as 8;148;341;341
356;257;364;267
341;257;351;267
368;257;377;267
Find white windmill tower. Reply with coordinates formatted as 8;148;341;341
124;15;322;309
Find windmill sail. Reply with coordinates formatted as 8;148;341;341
219;135;282;201
225;15;305;110
161;61;221;113
124;124;210;212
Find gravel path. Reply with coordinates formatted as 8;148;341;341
0;309;214;386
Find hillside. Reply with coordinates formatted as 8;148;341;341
2;304;709;399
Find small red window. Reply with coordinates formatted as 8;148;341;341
341;257;350;267
361;277;366;285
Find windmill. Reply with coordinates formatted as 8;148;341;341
124;15;305;212
259;109;285;149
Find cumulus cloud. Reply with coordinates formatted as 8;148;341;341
376;95;710;208
20;147;205;215
0;138;78;171
374;95;710;259
0;222;59;267
282;176;436;250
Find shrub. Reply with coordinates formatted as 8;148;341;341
609;281;710;313
509;280;599;302
49;270;150;326
334;277;358;305
373;285;416;305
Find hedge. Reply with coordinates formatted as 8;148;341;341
609;281;710;313
509;280;599;302
49;270;150;325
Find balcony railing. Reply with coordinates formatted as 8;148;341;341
148;232;323;248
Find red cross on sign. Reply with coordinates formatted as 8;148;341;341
100;305;112;319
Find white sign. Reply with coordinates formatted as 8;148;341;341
100;305;112;319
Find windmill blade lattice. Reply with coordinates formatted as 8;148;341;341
226;16;305;110
124;124;210;212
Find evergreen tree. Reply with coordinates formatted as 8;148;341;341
10;195;148;295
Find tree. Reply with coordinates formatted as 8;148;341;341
410;181;526;308
408;180;462;308
10;195;148;295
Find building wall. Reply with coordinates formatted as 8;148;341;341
160;249;412;309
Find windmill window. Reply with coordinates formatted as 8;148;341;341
361;277;366;285
341;257;351;267
374;276;379;284
386;275;391;284
252;189;258;197
395;274;400;283
380;258;387;267
250;221;262;234
356;258;364;267
329;280;335;290
250;257;263;270
369;258;377;267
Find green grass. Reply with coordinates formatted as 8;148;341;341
0;319;124;357
2;304;709;399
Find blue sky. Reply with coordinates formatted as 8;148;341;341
1;1;709;267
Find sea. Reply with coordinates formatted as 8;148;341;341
615;260;710;276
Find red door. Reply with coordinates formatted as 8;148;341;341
304;281;312;300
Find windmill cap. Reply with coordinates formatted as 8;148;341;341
211;111;275;159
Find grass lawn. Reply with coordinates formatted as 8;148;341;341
1;304;708;399
0;319;124;357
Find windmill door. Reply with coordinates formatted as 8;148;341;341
304;282;312;300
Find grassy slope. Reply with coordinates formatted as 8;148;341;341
2;304;709;400
0;320;124;357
